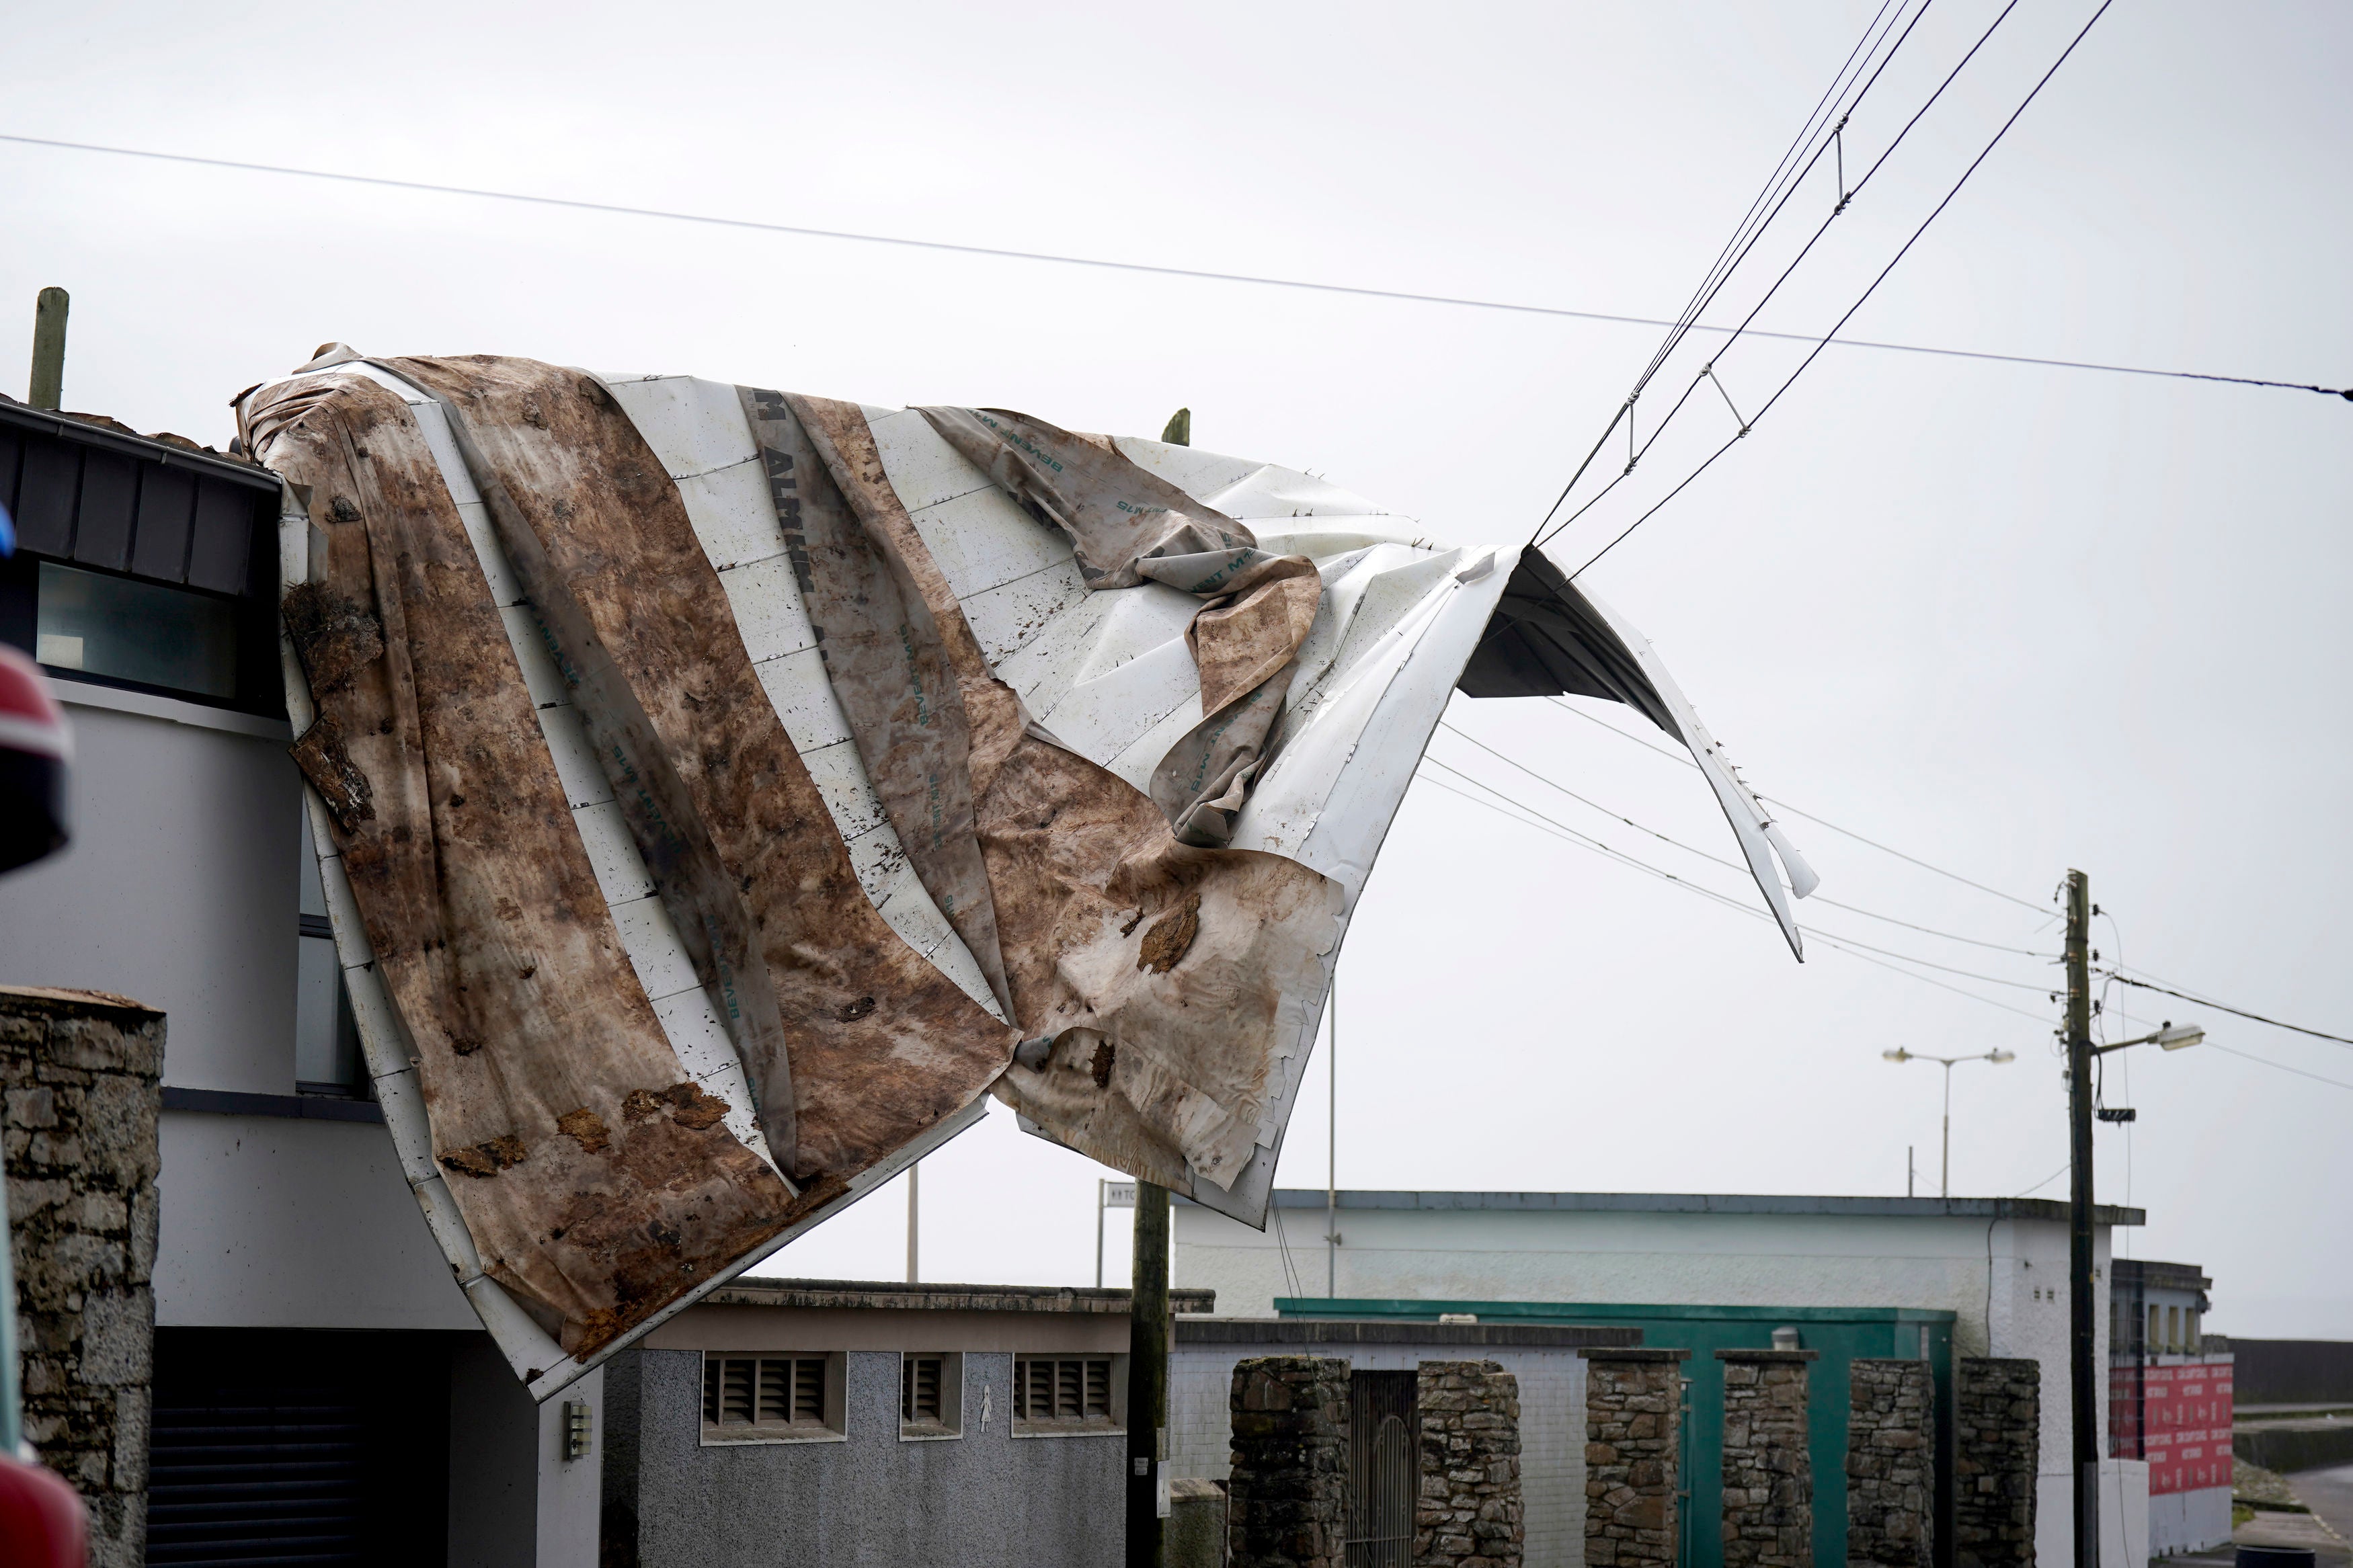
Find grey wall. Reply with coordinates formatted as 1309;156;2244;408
608;1348;1123;1568
0;694;301;1096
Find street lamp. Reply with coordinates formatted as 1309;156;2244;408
1882;1046;2016;1198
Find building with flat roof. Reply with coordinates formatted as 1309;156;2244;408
600;1278;1211;1568
1176;1188;2150;1568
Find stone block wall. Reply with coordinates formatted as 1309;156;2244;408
1847;1358;1934;1568
1718;1348;1816;1568
1581;1348;1690;1568
1414;1360;1523;1568
1;985;165;1568
1230;1356;1351;1568
1954;1358;2039;1568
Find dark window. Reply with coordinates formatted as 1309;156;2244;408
36;562;239;699
902;1354;943;1423
148;1327;450;1567
0;406;282;715
296;817;365;1097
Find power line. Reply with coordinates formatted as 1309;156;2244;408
1417;759;2054;1016
0;129;2339;403
1538;0;2020;552
2207;1044;2353;1095
2100;971;2353;1050
1531;0;1948;548
1552;0;2126;577
1434;720;2052;956
1540;695;2052;914
1421;766;2052;1025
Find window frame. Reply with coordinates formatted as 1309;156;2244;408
698;1352;848;1446
898;1351;965;1442
0;405;284;719
1009;1352;1127;1439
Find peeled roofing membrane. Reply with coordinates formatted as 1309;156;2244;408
239;352;1810;1393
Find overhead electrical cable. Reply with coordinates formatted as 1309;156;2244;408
2098;972;2353;1049
1418;758;2056;1006
1416;768;2050;1022
1433;721;2052;956
0;130;2338;403
2206;1044;2353;1095
1536;695;2052;914
1529;0;1954;550
1550;0;2124;577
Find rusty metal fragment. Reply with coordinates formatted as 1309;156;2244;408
287;715;373;833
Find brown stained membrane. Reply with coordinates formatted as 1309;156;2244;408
387;356;1016;1186
736;388;1013;1018
241;374;795;1358
793;399;1343;1192
915;406;1322;847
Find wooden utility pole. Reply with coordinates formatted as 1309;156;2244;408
1127;1180;1168;1567
29;288;68;411
2064;868;2099;1568
1126;401;1191;1568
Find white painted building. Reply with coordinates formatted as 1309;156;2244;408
1177;1189;2154;1568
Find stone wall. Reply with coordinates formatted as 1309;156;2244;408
0;985;164;1568
1414;1360;1522;1568
1581;1348;1690;1568
1718;1348;1816;1568
1954;1358;2039;1568
1847;1358;1934;1568
1230;1356;1351;1568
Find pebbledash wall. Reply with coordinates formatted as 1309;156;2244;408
1177;1190;2147;1568
1169;1319;1637;1567
600;1280;1199;1568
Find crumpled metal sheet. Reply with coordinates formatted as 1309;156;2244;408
791;396;1343;1189
240;349;1809;1388
917;408;1321;846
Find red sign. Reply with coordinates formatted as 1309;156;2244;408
2113;1358;2234;1495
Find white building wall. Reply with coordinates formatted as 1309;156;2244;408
1170;1342;1589;1568
155;1110;474;1328
1179;1197;2137;1568
0;691;303;1096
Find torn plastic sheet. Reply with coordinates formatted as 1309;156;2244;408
237;352;1809;1395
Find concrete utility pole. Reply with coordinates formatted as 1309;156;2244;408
29;288;68;411
906;1161;919;1284
2064;868;2098;1568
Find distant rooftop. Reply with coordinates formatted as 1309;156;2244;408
712;1278;1217;1315
1193;1189;2147;1227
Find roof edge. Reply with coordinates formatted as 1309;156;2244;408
1187;1188;2145;1226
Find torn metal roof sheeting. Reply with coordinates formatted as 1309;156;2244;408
236;351;1810;1395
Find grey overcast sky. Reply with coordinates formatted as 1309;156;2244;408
5;1;2346;1332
